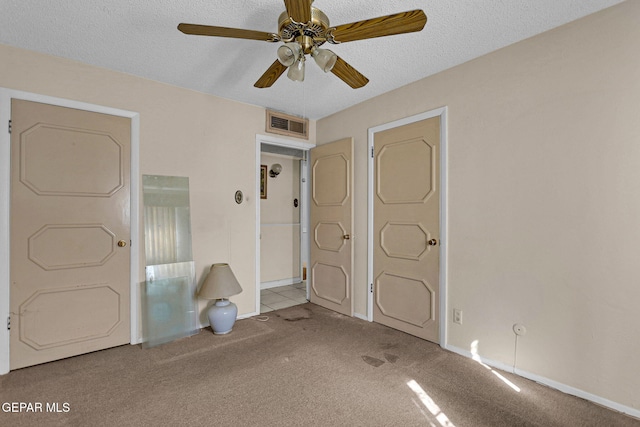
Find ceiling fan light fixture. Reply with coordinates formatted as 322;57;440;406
179;7;427;89
287;57;305;82
311;47;337;72
277;42;302;67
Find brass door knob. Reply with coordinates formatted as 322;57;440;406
428;239;438;246
117;240;127;247
343;234;351;240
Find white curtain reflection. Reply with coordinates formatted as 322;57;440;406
144;205;178;265
143;175;192;265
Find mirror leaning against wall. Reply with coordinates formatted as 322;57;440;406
142;175;198;348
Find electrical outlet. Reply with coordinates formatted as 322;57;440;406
453;309;463;325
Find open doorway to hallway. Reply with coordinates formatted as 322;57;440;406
256;136;312;315
260;282;307;313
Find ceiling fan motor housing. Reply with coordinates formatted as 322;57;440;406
278;7;330;53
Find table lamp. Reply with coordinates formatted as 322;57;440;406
198;263;242;334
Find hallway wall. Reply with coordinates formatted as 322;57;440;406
260;154;301;285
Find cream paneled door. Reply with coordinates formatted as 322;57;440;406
310;138;354;316
10;99;131;369
373;117;440;343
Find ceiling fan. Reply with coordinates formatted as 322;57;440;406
178;0;427;89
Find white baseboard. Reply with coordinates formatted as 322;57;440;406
237;311;259;320
196;310;258;331
354;312;369;321
445;344;515;373
261;277;302;290
444;344;640;420
515;368;640;419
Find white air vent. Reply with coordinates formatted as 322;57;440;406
266;110;308;140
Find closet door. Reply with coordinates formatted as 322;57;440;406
10;99;131;369
373;117;440;343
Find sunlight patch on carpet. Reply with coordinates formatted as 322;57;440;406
471;340;521;392
407;379;456;427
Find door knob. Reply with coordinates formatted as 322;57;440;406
428;238;438;246
117;240;128;247
343;234;351;240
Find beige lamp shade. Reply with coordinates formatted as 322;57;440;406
198;263;242;300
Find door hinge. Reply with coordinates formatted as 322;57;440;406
8;120;12;134
370;147;374;158
7;316;10;331
370;283;373;293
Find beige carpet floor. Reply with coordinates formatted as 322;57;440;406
1;303;638;426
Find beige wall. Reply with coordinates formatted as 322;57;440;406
0;43;315;328
260;153;301;283
3;0;639;412
317;1;640;412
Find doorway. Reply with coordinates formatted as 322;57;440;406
367;108;448;344
255;135;313;314
0;88;140;374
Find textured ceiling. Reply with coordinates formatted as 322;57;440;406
0;0;624;119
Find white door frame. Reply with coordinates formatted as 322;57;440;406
0;88;141;374
255;134;314;312
367;107;448;346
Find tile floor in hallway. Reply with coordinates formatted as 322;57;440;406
260;282;307;313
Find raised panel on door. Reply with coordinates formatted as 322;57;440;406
10;99;131;369
373;117;440;343
309;138;354;316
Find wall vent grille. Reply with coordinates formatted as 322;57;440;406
266;110;308;140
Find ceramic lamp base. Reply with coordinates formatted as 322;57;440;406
207;299;238;335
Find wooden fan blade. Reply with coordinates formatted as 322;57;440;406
254;60;288;88
178;23;276;41
283;0;312;23
331;57;369;89
330;10;427;44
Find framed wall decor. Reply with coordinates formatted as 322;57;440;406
260;165;267;199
